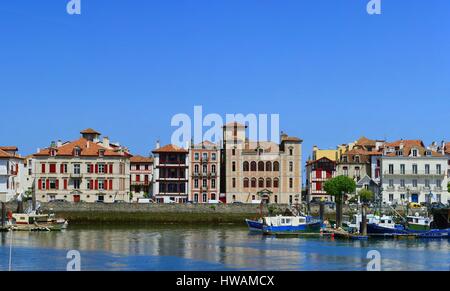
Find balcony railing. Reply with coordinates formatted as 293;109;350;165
384;171;444;176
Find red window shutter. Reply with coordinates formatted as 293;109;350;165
64;179;68;190
90;181;94;190
38;179;42;190
95;164;99;174
95;180;98;190
317;182;322;191
90;164;93;173
42;164;46;173
136;175;140;182
109;180;113;190
46;179;50;190
104;180;108;190
15;164;18;173
60;164;64;173
55;179;59;190
109;164;113;174
316;170;322;179
105;164;108;174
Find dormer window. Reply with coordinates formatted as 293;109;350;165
397;150;403;156
342;156;348;163
99;149;105;157
354;155;360;163
425;150;432;156
74;147;81;157
412;149;418;157
50;149;56;157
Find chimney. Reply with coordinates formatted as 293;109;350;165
441;140;445;155
156;140;160;149
57;140;62;147
87;141;90;149
103;136;110;148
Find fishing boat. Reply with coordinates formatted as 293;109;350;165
246;215;322;235
405;213;432;232
366;215;408;235
7;212;68;231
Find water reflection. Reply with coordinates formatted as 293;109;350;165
0;225;449;271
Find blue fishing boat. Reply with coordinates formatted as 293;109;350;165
366;215;408;235
246;215;322;235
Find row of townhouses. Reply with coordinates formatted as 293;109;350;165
2;130;449;205
305;137;450;205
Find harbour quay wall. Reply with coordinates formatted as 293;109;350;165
3;202;279;224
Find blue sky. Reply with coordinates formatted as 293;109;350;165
0;0;449;161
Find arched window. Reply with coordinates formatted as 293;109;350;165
251;178;257;188
211;193;216;200
273;178;279;188
258;178;264;188
243;178;249;188
273;161;280;171
194;164;199;173
289;161;293;172
211;165;216;173
202;164;207;173
266;178;272;188
243;161;249;171
250;161;257;171
266;161;272;171
258;161;265;171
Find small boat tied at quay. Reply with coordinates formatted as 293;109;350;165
245;202;323;235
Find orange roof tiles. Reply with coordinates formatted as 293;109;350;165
152;144;188;153
80;128;101;135
0;146;18;152
130;155;154;163
34;138;130;158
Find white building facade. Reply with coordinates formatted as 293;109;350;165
0;147;25;202
381;140;449;205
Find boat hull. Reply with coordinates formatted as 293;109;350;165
367;223;408;235
262;221;322;234
245;219;264;232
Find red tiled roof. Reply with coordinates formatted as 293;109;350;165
355;137;376;146
130;155;154;163
0;149;23;159
34;138;130;157
0;146;18;152
152;144;188;153
80;128;101;135
384;140;424;148
445;142;450;154
383;140;443;157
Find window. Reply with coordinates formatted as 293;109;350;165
74;147;81;157
202;164;207;173
211;153;216;161
99;180;105;190
412;149;418;157
232;149;236;156
425;180;430;188
289;178;293;188
194;194;199;203
243;162;249;171
389;179;394;187
400;179;405;188
73;179;81;190
289;161;293;172
354;156;360;163
41;163;46;173
289;148;293;156
211;193;216;200
343;166;348;176
49;164;56;173
400;164;405;175
355;166;361;178
400;194;405;200
273;178;279;188
389;194;394;202
73;164;81;175
273;162;279;171
425;164;430;175
258;178;264;188
99;149;105;157
194;153;199;160
202;153;208;160
412;179;418;188
266;162;272;171
436;179;441;187
412;164;418;175
250;162;257;171
211;165;216;173
232;162;236;172
436;164;441;175
202;179;207;188
194;179;199;188
232;178;236;188
202;193;207;203
211;179;216;189
258;161;264;171
243;178;249;188
251;178;257;188
388;164;394;174
194;164;199;173
99;164;106;174
274;195;278;203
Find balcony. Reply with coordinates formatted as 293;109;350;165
131;180;150;186
200;158;209;164
70;173;83;178
383;171;444;177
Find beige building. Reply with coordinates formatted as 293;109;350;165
130;156;153;202
33;129;131;203
189;141;222;203
222;123;302;204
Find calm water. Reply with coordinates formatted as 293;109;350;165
0;224;449;271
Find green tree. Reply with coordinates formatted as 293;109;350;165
448;182;450;193
358;189;374;235
324;175;356;228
